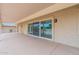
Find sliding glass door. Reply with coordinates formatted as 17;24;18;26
41;20;52;39
28;20;52;39
33;22;39;36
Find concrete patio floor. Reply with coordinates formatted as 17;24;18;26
0;33;79;55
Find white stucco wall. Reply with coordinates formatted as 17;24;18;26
54;5;79;48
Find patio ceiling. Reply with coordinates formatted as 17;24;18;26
0;3;54;22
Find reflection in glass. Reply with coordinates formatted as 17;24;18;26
28;20;52;39
33;22;39;36
41;20;52;39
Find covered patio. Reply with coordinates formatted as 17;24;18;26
0;33;79;55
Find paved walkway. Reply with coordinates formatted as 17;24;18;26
0;33;79;55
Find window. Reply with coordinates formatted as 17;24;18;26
28;19;52;39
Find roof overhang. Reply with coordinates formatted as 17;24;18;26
16;3;78;24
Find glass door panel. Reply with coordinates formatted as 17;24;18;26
41;20;52;39
33;22;39;36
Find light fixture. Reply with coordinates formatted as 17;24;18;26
54;18;57;23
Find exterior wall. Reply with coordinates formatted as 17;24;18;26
17;23;27;34
17;5;79;48
53;5;79;48
2;26;16;33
